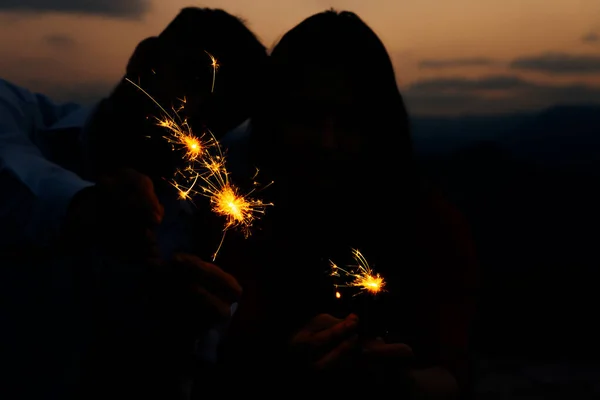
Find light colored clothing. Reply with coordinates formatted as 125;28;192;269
0;78;93;247
0;77;254;252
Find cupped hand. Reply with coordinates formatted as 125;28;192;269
289;313;360;371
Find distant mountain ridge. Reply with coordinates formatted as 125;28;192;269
412;104;600;170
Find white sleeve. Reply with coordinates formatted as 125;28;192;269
0;79;93;247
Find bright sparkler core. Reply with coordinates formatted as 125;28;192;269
155;116;214;162
331;249;385;297
209;182;269;235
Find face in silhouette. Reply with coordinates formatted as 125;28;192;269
94;10;267;180
125;8;266;138
92;41;218;180
266;61;381;240
151;49;214;125
276;65;369;200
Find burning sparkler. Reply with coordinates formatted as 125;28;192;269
173;160;273;260
330;249;385;297
125;78;217;164
125;51;273;261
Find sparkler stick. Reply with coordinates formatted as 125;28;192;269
330;249;385;336
205;50;219;93
125;51;273;261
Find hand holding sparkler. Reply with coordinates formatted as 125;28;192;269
64;168;164;263
165;253;242;331
288;313;360;372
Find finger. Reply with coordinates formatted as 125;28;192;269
97;190;161;229
310;314;359;346
98;168;149;193
314;334;359;371
172;253;242;302
363;342;414;359
191;285;234;325
124;189;163;227
104;169;163;226
292;313;354;343
361;336;385;350
307;314;345;331
292;313;340;344
117;168;151;188
173;253;243;300
110;225;159;255
127;197;163;227
130;174;164;225
307;313;358;332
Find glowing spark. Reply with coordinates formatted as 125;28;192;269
155;115;215;162
205;50;219;93
126;78;215;163
163;142;272;261
330;249;385;296
194;158;273;260
170;171;200;201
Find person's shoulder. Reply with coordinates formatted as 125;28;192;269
415;179;469;231
0;77;85;120
414;179;479;285
0;78;34;102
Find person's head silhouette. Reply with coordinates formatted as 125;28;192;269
87;7;267;180
254;10;414;239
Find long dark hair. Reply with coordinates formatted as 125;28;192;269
246;11;425;332
252;10;414;178
251;10;420;249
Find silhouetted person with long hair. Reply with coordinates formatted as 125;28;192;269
0;7;266;400
74;8;268;399
218;10;478;399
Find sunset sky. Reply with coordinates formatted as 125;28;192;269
1;0;600;115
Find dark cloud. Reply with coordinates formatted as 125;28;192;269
402;75;600;116
44;34;76;49
418;57;498;69
582;32;599;44
0;0;150;19
510;52;600;74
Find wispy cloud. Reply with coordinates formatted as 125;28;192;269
582;32;599;44
44;34;76;50
510;52;600;75
0;0;150;19
418;57;498;69
409;75;529;92
403;75;600;115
